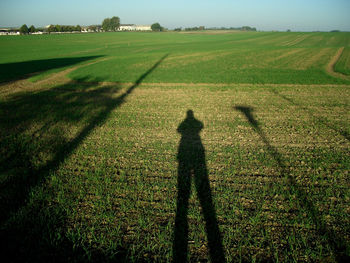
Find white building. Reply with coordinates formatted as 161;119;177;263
118;24;152;31
135;25;152;31
0;29;20;35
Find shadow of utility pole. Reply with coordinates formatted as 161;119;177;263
173;110;225;263
234;105;349;262
0;54;169;262
0;54;169;225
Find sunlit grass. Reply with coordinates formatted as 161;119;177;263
0;31;349;262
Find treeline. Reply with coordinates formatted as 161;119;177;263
47;24;82;33
19;24;37;34
174;26;257;32
15;16;166;35
207;26;257;31
184;26;205;31
18;24;83;34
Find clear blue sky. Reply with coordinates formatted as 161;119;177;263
1;0;349;31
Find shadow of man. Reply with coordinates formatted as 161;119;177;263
173;110;225;263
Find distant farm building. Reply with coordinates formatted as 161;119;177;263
0;28;20;35
118;24;152;31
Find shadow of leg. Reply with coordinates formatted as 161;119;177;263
173;164;191;262
195;163;226;263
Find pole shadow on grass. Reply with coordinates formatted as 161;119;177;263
0;54;168;261
234;105;349;262
173;110;225;263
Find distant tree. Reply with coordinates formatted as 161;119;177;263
174;27;182;32
185;27;199;31
242;26;248;31
29;25;36;33
287;29;291;32
20;24;29;34
110;16;120;31
102;18;111;31
151;23;163;32
102;16;120;31
199;26;205;31
47;25;54;33
55;24;61;32
241;26;256;31
75;25;82;32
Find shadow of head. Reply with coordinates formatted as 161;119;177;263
177;109;203;136
187;109;194;118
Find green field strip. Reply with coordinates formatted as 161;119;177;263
1;32;350;262
334;47;350;75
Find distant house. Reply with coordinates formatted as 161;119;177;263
0;29;9;35
135;25;152;31
0;28;20;35
118;24;135;31
80;25;102;33
118;24;152;31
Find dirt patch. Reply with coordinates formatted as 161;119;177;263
300;48;332;69
133;82;350;89
0;79;36;97
133;47;160;54
69;47;105;56
159;51;234;68
276;49;304;61
2;53;350;99
281;35;309;47
179;30;239;35
0;57;110;98
36;57;111;85
326;47;350;81
2;78;349;100
266;49;305;64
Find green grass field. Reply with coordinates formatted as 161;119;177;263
0;31;349;262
